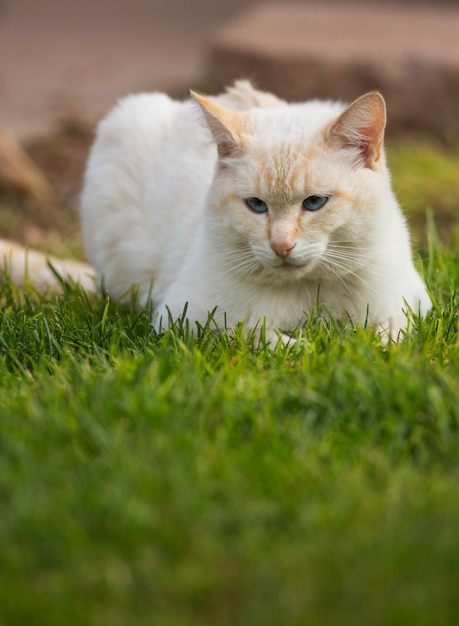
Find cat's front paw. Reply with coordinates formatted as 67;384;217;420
272;331;297;346
377;312;411;343
151;305;176;333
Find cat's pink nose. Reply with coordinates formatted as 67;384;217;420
271;241;296;259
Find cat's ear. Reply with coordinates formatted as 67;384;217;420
190;91;245;160
327;92;386;170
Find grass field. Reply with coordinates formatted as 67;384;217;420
0;140;459;625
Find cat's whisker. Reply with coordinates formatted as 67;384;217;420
219;250;262;280
223;259;256;276
326;243;373;258
218;252;254;265
327;244;375;257
218;249;254;262
324;245;374;265
320;253;379;296
321;265;353;297
322;250;369;266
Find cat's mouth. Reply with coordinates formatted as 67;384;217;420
271;258;318;280
249;245;323;281
274;257;316;271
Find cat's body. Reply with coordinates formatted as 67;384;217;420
80;81;430;338
2;81;430;339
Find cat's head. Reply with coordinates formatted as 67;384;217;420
192;89;389;287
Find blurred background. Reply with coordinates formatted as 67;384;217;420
1;0;458;139
0;0;261;138
0;0;458;253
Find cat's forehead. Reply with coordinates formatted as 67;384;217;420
250;146;332;201
239;104;347;199
246;101;345;143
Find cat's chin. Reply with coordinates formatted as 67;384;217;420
253;261;317;286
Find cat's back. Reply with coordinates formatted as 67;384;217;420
81;92;216;299
83;92;206;192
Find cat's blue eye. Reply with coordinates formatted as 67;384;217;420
245;197;268;214
302;195;329;212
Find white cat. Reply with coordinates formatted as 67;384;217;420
3;81;431;340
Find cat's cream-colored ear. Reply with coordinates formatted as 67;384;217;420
327;91;386;170
190;90;245;159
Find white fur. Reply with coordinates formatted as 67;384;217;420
80;81;431;340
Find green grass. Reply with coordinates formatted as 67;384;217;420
1;142;459;625
388;140;459;245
